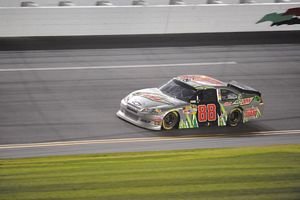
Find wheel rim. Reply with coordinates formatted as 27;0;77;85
163;112;178;130
228;110;242;127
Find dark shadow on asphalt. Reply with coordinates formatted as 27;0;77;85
1;31;300;51
156;122;273;138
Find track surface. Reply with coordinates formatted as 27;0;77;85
0;44;300;157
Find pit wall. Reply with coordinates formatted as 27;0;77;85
1;3;300;37
1;0;300;7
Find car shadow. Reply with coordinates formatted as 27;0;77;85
155;122;274;138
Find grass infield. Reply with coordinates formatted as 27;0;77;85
0;144;300;200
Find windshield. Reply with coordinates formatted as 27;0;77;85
159;79;197;102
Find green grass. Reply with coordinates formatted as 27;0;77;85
1;145;300;200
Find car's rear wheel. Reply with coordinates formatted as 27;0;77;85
162;111;179;130
227;108;243;127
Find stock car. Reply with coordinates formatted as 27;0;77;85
116;75;263;130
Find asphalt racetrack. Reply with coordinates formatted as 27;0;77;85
0;43;300;158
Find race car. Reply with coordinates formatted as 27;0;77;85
116;75;263;130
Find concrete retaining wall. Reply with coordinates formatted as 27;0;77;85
1;0;300;7
1;3;299;37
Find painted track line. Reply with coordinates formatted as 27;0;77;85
0;130;299;150
0;137;196;149
0;61;237;72
252;130;300;136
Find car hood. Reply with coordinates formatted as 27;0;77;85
127;88;185;110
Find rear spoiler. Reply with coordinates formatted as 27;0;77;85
227;80;261;96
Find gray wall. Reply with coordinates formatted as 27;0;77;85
1;0;300;7
1;3;300;37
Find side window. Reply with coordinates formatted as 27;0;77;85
198;89;217;103
180;88;197;102
221;89;238;101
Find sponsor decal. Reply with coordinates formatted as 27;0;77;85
241;97;253;105
183;105;197;115
257;7;300;26
132;101;142;107
245;108;258;117
223;102;233;107
178;75;224;86
179;106;199;129
179;113;199;129
218;103;227;126
134;92;171;104
154;121;161;125
153;116;163;125
254;95;261;103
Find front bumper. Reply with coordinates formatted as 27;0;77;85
116;101;162;131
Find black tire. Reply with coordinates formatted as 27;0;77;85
227;108;243;127
162;111;179;130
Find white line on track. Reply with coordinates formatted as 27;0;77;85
0;137;196;149
251;130;300;136
0;61;237;72
0;130;299;150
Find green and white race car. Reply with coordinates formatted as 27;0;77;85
117;75;264;130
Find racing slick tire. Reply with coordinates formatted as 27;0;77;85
227;108;243;127
162;111;179;130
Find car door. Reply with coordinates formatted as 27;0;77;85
195;88;221;127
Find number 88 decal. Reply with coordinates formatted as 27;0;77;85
198;104;217;122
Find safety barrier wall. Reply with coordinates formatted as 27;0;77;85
1;0;300;7
1;3;300;37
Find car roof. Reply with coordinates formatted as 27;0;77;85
175;75;226;89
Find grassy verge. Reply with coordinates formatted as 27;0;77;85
0;144;300;200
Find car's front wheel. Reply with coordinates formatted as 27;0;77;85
227;108;243;127
162;111;179;130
